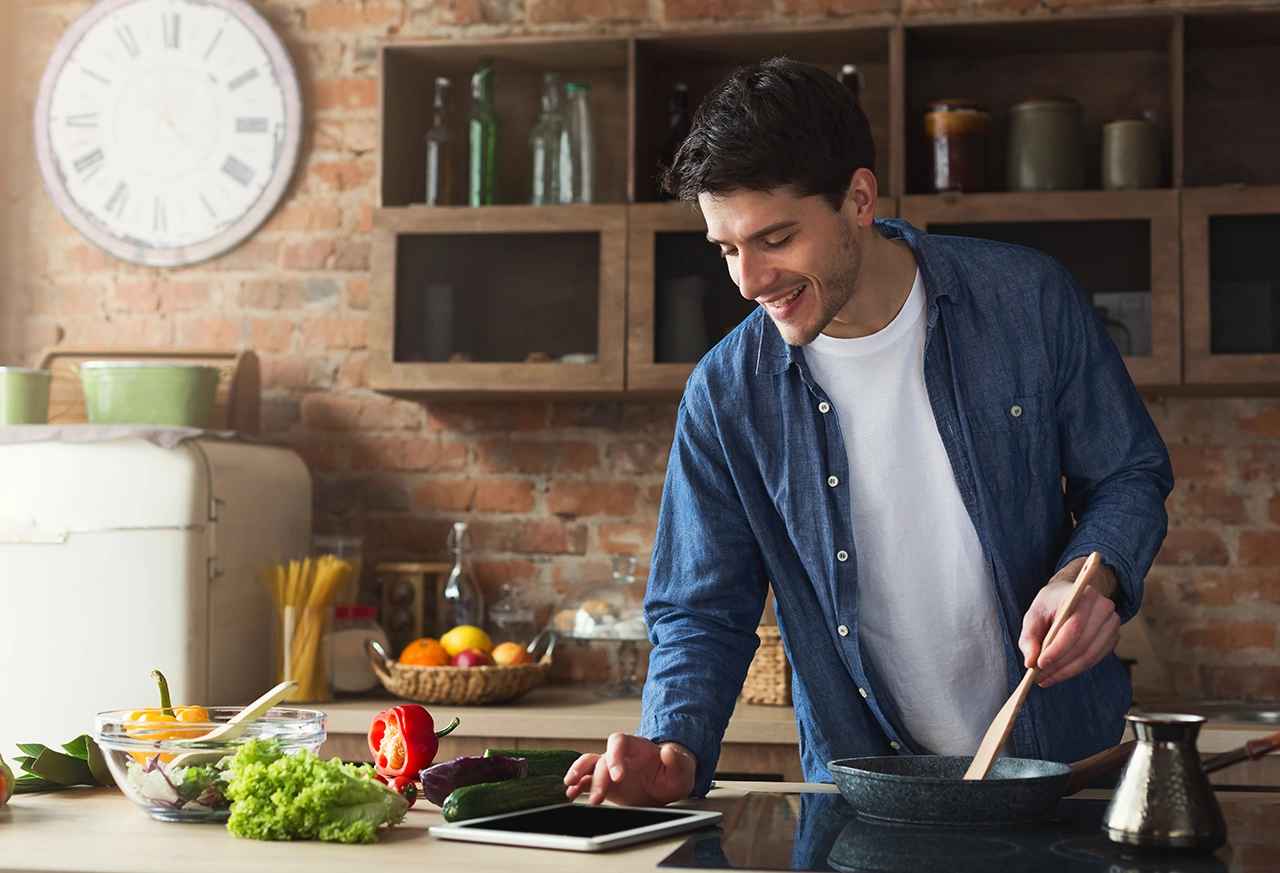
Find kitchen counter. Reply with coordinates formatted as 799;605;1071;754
0;781;811;873
5;783;1280;873
317;687;1280;785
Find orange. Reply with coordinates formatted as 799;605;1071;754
440;625;492;657
398;637;450;667
491;641;535;666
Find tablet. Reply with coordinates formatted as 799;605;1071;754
427;802;723;852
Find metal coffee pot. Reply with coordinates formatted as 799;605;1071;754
1105;713;1226;851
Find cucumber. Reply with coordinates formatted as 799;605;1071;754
483;748;582;778
441;774;570;823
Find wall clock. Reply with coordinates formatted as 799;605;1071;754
34;0;302;268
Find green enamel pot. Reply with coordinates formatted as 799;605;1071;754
76;361;222;428
0;367;51;425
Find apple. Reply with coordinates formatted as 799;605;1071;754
451;647;495;668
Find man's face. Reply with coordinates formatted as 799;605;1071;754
700;186;861;346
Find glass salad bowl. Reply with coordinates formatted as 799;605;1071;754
94;706;326;823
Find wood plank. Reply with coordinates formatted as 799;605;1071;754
1169;14;1185;189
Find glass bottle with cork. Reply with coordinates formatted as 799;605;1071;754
441;521;485;635
424;76;455;206
467;57;501;206
559;82;594;204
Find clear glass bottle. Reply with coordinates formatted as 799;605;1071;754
558;82;594;204
424;77;455;206
441;522;485;633
467;57;501;206
529;72;564;206
658;83;690;201
837;64;864;106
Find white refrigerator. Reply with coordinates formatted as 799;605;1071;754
0;437;312;763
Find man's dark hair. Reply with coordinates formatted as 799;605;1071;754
661;57;875;212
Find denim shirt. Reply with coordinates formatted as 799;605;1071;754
638;219;1174;797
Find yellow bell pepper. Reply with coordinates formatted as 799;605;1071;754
126;671;211;764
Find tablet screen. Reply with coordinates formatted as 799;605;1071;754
454;804;693;837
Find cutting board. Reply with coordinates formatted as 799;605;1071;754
32;347;260;435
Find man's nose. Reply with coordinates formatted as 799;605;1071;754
733;249;772;301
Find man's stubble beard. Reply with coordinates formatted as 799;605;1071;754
779;217;862;347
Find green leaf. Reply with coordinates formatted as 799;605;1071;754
13;774;60;794
15;756;35;772
61;735;91;760
30;748;97;786
85;737;115;787
16;743;47;758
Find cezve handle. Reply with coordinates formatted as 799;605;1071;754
964;552;1103;781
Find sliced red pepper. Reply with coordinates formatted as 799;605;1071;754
367;705;459;779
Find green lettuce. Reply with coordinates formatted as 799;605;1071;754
224;739;409;844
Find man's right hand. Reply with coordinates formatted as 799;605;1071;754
563;733;697;807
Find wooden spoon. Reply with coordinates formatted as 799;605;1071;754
166;680;298;769
964;552;1102;781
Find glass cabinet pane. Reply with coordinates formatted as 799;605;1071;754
1208;214;1280;355
653;231;753;363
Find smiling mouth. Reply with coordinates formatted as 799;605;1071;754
764;285;805;310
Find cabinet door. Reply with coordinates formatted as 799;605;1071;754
370;205;627;394
900;190;1182;388
1183;186;1280;386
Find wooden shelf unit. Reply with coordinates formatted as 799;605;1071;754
372;7;1280;396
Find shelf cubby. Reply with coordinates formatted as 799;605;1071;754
369;205;627;394
900;189;1181;387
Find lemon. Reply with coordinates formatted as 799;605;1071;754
440;625;492;656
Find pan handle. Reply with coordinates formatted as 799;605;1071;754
1064;739;1137;796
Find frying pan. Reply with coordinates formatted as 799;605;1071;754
828;741;1136;827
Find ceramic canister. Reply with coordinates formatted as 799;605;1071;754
0;367;51;425
1102;117;1161;190
1007;98;1085;192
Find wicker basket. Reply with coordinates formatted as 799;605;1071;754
365;632;554;706
741;625;791;706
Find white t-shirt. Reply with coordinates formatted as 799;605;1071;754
803;270;1008;756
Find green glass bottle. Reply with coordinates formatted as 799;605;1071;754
467;57;501;206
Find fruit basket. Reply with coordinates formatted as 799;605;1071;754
364;631;554;705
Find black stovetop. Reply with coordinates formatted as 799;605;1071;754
659;792;1280;873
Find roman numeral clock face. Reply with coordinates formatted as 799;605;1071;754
35;0;302;267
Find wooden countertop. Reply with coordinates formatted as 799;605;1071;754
319;686;800;745
0;781;819;873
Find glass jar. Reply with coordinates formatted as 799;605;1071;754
311;534;363;606
488;583;538;646
328;605;389;694
924;100;988;193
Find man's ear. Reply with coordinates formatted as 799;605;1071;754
846;168;879;229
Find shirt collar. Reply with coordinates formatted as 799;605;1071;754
755;219;962;377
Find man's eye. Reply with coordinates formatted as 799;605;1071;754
718;248;736;259
765;236;792;249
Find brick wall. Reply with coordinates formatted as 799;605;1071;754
3;0;1278;700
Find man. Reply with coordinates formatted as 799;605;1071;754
564;58;1172;806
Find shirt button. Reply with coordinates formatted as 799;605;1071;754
858;687;868;698
838;625;849;637
836;550;849;562
818;401;831;413
827;475;839;487
1010;405;1022;418
890;741;901;750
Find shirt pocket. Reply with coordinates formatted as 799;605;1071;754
966;390;1058;497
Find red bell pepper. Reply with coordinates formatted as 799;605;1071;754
367;705;459;778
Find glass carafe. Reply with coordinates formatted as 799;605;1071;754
559;82;594;204
529;72;564;206
441;522;485;635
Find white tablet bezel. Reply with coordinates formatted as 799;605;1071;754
427;802;724;852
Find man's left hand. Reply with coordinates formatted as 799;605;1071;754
1018;556;1121;688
